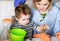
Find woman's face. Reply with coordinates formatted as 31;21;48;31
36;0;49;13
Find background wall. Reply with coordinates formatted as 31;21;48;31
0;1;14;34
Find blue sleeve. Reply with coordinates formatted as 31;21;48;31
54;2;60;9
14;0;25;8
53;11;60;35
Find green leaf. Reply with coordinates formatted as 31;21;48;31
41;14;46;19
40;19;43;22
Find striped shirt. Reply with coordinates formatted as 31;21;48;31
10;21;38;39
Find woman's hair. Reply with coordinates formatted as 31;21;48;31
32;0;52;10
15;4;31;19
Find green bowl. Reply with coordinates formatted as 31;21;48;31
10;28;26;41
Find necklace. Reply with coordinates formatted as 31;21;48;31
40;14;46;22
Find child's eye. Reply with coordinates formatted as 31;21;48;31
22;19;25;21
27;19;29;20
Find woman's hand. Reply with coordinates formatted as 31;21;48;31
56;32;60;40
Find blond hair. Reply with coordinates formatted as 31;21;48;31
32;0;52;10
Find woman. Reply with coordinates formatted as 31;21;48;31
31;0;60;36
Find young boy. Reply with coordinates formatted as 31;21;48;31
10;4;41;40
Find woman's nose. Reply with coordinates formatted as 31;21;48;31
40;6;43;9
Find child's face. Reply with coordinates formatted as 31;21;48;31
16;14;30;26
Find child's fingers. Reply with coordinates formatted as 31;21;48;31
43;24;49;30
37;26;43;32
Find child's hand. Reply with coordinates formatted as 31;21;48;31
37;24;49;33
42;24;49;30
37;26;43;32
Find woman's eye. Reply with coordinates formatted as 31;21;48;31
37;3;41;5
44;4;48;6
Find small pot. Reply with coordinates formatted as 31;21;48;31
33;33;50;41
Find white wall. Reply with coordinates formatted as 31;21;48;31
0;1;14;34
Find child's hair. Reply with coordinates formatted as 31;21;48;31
15;4;31;19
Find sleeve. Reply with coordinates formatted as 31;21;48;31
14;0;25;8
32;22;40;34
30;8;35;21
10;22;17;30
10;24;15;29
53;11;60;35
54;2;60;9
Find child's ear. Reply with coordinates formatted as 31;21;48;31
15;17;18;21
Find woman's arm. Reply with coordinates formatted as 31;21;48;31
53;11;60;35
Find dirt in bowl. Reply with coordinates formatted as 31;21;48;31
33;33;50;41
